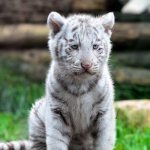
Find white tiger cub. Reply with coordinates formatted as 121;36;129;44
0;12;116;150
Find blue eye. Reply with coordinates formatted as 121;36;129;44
71;44;79;50
93;44;99;49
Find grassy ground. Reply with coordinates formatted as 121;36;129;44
0;113;28;141
0;61;44;117
115;121;150;150
0;59;150;150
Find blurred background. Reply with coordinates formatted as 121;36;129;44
0;0;150;149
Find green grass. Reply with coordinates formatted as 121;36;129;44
0;58;150;149
0;113;28;141
115;83;150;100
0;61;44;117
115;118;150;150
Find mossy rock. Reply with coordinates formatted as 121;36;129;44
116;100;150;128
0;50;50;81
112;67;150;85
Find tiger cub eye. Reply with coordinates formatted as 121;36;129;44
93;44;99;50
71;44;79;50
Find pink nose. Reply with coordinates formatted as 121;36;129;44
81;63;92;70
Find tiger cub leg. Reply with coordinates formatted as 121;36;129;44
94;107;116;150
28;99;46;150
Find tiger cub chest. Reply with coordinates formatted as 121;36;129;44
68;94;98;133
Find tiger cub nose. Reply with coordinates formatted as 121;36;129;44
81;62;92;70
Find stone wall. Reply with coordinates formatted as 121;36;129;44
0;0;106;23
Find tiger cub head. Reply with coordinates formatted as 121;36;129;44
47;12;115;78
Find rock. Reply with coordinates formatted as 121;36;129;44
0;49;50;64
112;67;150;85
115;13;150;22
73;0;106;12
112;52;150;69
0;24;48;49
115;100;150;128
0;0;72;23
0;0;106;23
0;50;50;81
113;23;150;49
1;23;150;49
121;0;150;14
20;63;48;81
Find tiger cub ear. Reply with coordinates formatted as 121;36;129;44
47;12;66;35
101;12;115;37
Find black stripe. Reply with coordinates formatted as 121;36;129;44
69;114;75;130
93;26;99;33
55;45;59;57
33;109;45;128
55;74;74;95
30;134;45;140
7;143;14;150
88;113;100;140
20;142;26;150
71;26;78;32
55;73;100;96
87;74;100;93
47;135;68;146
73;33;77;39
30;134;46;150
69;39;74;42
64;37;68;42
53;126;71;140
93;112;100;125
62;131;71;140
92;95;105;109
92;80;108;109
96;38;101;42
51;108;69;126
31;142;46;150
91;129;99;139
70;134;84;145
50;91;67;105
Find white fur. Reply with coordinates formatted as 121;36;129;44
29;12;116;150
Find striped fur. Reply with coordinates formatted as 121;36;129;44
0;141;32;150
0;12;116;150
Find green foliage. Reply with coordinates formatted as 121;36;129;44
0;62;44;117
0;113;28;141
115;82;150;100
115;117;150;150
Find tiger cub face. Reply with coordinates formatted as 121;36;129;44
48;12;114;78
